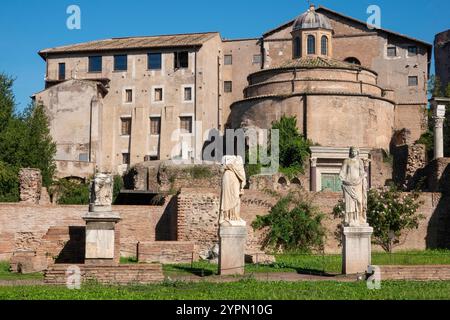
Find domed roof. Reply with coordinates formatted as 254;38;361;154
293;5;333;31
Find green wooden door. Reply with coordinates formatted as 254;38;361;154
321;173;342;192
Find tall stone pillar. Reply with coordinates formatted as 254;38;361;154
310;157;318;192
431;97;450;159
83;173;121;266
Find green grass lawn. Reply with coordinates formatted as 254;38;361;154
163;250;450;277
1;279;450;300
0;261;43;281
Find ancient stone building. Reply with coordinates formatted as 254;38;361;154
33;5;431;187
435;29;450;90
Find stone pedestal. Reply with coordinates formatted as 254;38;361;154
219;221;247;276
83;211;121;266
342;226;373;275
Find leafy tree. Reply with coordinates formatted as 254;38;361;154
0;73;15;129
53;179;90;205
271;116;312;178
334;186;424;252
0;161;19;202
253;191;326;252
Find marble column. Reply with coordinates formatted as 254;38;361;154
431;98;449;159
310;157;318;192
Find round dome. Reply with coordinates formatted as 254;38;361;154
293;5;333;31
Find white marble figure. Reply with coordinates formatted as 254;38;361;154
219;156;246;224
339;147;368;227
90;173;113;209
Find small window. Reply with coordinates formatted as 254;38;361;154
121;118;132;136
88;56;102;72
408;76;418;86
79;153;88;162
224;81;233;93
184;87;193;101
387;47;397;57
150;117;161;135
180;116;193;134
307;35;316;55
224;55;233;65
154;88;163;102
344;57;361;65
114;55;127;71
148;53;162;70
294;37;301;58
174;51;189;69
253;54;262;64
408;46;417;57
58;63;66;80
125;89;133;103
321;36;328;55
122;153;130;165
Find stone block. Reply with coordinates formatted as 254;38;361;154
342;226;373;274
219;223;247;276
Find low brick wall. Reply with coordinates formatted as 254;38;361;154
44;264;164;285
376;265;450;281
138;241;196;264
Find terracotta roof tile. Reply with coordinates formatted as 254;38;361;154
39;32;219;57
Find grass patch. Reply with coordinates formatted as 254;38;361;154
1;280;450;300
0;261;43;281
164;250;450;277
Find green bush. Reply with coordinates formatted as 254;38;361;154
334;186;424;252
113;175;123;203
54;179;90;205
252;191;326;252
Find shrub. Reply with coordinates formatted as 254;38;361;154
54;179;90;205
113;175;123;203
333;186;424;252
252;191;326;253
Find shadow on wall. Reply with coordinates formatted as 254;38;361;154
426;164;450;249
155;196;178;241
55;226;85;264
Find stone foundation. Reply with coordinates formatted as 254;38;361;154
44;264;164;285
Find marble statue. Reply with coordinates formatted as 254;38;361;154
89;173;113;210
339;147;368;227
219;155;246;224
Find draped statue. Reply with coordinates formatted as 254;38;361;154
219;155;246;224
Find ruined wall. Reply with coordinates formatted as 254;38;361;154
428;158;450;194
0;201;176;261
176;188;450;254
19;169;42;204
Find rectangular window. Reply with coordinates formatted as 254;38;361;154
224;81;233;93
387;47;397;57
58;63;66;80
122;153;130;165
253;54;262;64
150;117;161;135
180;116;193;134
408;46;417;56
88;56;102;72
154;88;163;102
125;89;133;103
408;76;418;86
78;153;88;162
174;51;189;69
121;118;132;136
224;55;233;65
114;55;128;71
148;53;162;70
184;87;193;101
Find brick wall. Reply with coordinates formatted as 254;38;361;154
137;241;196;264
428;158;450;194
0;199;176;261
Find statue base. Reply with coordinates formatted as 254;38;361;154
219;220;247;276
342;226;373;275
83;210;121;266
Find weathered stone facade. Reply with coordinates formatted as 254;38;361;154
435;29;450;90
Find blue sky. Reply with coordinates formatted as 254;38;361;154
0;0;449;110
